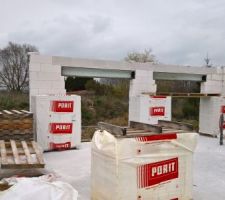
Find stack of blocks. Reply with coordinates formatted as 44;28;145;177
31;95;81;151
129;70;156;97
200;67;225;94
129;95;171;125
199;67;225;136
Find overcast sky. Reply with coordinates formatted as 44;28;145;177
0;0;225;66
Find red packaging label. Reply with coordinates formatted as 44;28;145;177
51;101;74;112
150;106;165;116
50;142;71;150
221;106;225;114
137;158;178;188
223;123;225;129
49;123;73;134
136;133;177;142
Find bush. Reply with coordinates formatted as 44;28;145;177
182;99;199;120
81;79;129;127
65;77;93;92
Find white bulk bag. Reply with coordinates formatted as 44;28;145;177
91;130;198;200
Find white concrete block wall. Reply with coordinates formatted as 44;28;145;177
29;54;66;110
201;82;222;94
129;70;157;123
201;68;225;95
30;54;53;64
211;74;223;81
29;54;225;137
199;67;225;136
199;97;224;136
129;70;156;97
201;78;222;94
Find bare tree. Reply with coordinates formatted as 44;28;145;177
125;49;157;63
0;42;38;91
100;49;157;85
204;53;212;67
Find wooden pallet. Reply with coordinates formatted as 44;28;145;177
143;92;221;98
0;140;45;169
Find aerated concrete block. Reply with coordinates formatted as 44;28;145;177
30;80;52;89
50;81;65;89
40;64;61;73
37;72;62;81
29;71;39;81
199;97;224;136
29;63;41;72
211;74;223;81
30;55;53;64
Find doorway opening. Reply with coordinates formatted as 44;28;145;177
156;80;201;130
65;77;130;141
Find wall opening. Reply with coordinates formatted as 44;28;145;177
156;80;201;130
65;76;130;141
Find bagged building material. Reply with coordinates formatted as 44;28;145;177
91;130;198;200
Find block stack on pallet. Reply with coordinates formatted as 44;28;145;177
129;95;171;125
0;110;45;171
0;110;33;141
31;95;81;151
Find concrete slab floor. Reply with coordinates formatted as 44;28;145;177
44;135;225;200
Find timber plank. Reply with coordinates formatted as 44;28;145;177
143;92;221;98
32;141;45;165
10;140;20;164
21;141;33;164
0;140;7;165
0;140;45;169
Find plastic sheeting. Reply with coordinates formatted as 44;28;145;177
91;130;198;200
0;175;78;200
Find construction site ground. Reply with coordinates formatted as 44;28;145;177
44;135;225;200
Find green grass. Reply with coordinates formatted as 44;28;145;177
0;91;29;110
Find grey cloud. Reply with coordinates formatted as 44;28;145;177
7;15;117;59
1;0;225;66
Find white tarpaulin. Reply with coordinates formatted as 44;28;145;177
0;175;78;200
91;130;198;200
